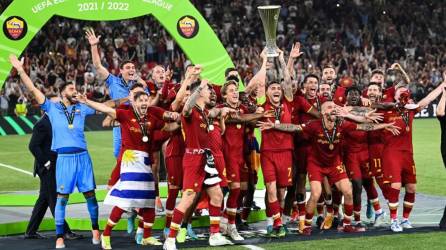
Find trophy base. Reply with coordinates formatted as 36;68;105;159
265;47;279;57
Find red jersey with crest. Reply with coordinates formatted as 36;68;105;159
260;98;295;151
303;119;357;167
115;106;165;152
382;109;415;152
181;106;211;151
217;103;249;158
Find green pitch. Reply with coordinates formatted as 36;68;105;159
198;232;446;250
0;119;445;195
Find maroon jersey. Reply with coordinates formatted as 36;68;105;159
206;116;224;157
116;107;165;152
303;119;357;167
368;130;383;152
344;128;368;153
166;105;185;158
181;107;211;152
382;109;415;152
218;104;249;159
260;98;294;152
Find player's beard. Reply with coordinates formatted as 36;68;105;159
66;93;78;104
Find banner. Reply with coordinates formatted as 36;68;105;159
0;0;234;87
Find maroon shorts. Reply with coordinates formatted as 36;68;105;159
294;146;309;175
344;150;371;180
260;150;293;187
182;154;205;192
369;144;384;178
214;155;228;187
165;156;183;187
307;160;349;185
225;153;249;183
382;150;416;184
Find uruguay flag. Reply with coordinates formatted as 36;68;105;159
104;150;155;210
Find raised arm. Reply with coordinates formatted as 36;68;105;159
85;27;109;80
278;49;293;101
182;79;208;117
286;42;304;79
357;122;400;135
418;75;446;109
103;97;129;108
9;55;45;104
171;65;200;111
436;88;446;117
78;94;116;119
245;49;267;97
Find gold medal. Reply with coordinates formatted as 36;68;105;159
68;124;74;129
329;144;334;150
236;124;241;129
406;126;410;132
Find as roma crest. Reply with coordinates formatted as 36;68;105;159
177;15;199;39
3;16;27;40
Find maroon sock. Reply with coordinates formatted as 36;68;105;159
403;192;415;220
387;187;400;220
141;208;155;238
316;196;324;216
268;200;282;228
305;212;314;226
353;204;361;222
103;206;125;236
168;208;184;238
165;188;179;228
343;203;353;225
226;188;240;224
332;190;342;216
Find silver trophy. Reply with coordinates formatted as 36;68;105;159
258;5;281;57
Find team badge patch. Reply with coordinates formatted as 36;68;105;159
177;15;199;39
3;16;27;40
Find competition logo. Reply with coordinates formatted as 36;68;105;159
3;16;27;40
177;15;199;39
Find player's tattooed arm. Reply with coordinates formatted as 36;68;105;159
256;121;303;133
226;109;274;123
208;107;236;119
357;122;401;135
278;49;294;102
182;79;208;117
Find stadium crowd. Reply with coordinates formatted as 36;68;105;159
2;0;446;116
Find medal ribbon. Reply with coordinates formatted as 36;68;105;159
60;102;76;127
132;106;149;143
321;117;337;148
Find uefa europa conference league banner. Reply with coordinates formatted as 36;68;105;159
0;0;234;88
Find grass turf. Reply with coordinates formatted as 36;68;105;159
0;119;445;195
196;232;446;250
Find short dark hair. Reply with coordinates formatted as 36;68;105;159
226;75;240;83
221;80;238;97
303;74;320;84
266;80;281;89
368;81;382;90
133;91;149;101
59;82;74;93
130;83;144;91
323;63;336;70
119;60;135;69
225;67;237;78
371;69;385;77
190;80;202;92
345;86;361;96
